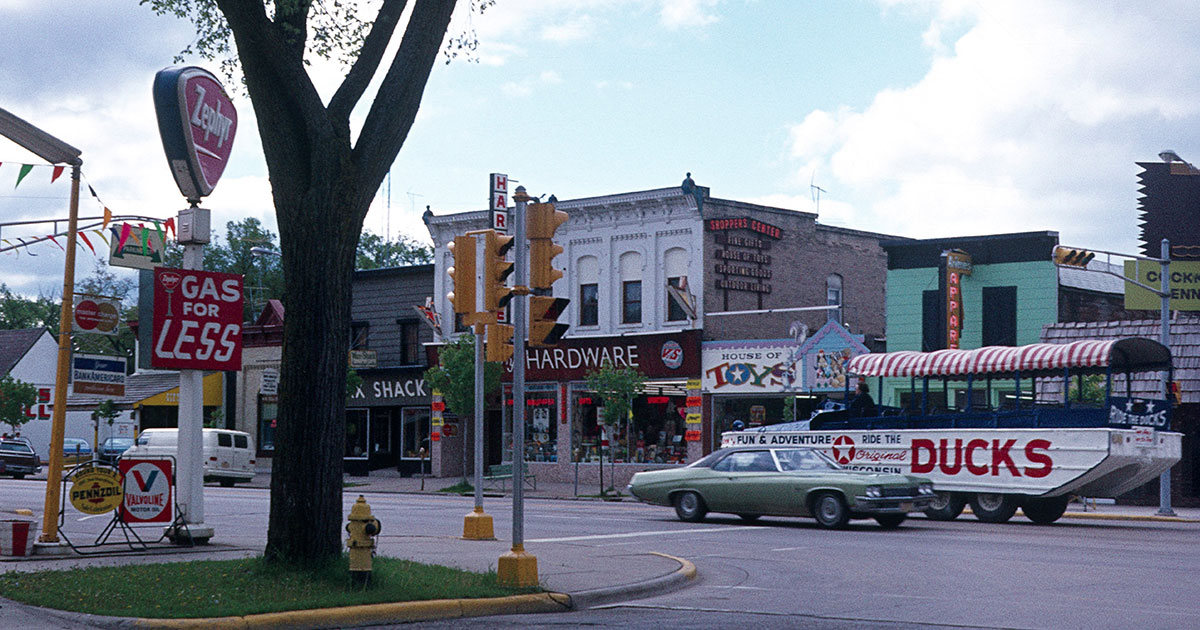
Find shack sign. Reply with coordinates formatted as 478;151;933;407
151;267;243;371
153;66;238;201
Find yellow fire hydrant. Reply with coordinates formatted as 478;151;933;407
346;495;381;585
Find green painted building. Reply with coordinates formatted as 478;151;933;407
875;231;1131;410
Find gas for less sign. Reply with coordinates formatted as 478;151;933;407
151;267;243;371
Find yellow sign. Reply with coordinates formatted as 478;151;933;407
1124;260;1200;311
685;413;702;425
686;379;701;390
69;465;124;515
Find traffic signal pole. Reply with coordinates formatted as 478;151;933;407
463;232;494;540
498;186;537;586
1158;238;1176;516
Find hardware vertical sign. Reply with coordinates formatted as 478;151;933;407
151;268;243;371
490;173;510;233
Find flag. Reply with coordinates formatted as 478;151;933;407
15;164;33;188
116;223;132;253
78;231;96;255
47;235;65;251
51;166;65;183
164;217;176;239
102;207;112;230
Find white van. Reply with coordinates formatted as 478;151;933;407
123;428;256;487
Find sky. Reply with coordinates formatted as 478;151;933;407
2;0;1199;299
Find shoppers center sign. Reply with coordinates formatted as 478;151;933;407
151;267;243;371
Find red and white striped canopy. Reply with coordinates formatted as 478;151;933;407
847;338;1171;378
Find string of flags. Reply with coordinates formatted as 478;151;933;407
0;162;176;257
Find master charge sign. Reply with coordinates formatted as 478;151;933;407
152;267;243;371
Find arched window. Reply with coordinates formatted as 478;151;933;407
578;255;599;326
664;248;689;322
619;252;642;324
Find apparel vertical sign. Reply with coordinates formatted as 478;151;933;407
943;249;972;349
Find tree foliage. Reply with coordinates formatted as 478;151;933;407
424;334;500;419
355;230;433;269
0;284;60;331
584;362;646;427
142;0;462;564
0;375;38;435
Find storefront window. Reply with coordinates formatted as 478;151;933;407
346;408;369;458
258;395;277;451
503;384;558;462
401;408;431;459
570;384;687;464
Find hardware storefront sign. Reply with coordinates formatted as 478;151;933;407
151;267;243;371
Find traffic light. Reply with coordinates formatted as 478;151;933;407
1053;245;1095;268
447;234;477;320
482;230;514;312
486;323;514;363
527;202;568;289
528;295;570;348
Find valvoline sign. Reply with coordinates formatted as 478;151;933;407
153;66;237;201
151;267;243;371
119;459;173;524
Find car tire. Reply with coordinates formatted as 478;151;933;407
737;513;761;523
673;491;708;522
812;492;850;529
1021;496;1070;524
219;479;235;488
923;492;966;521
969;493;1019;523
875;514;906;529
12;473;25;480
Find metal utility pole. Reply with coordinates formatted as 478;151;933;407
1157;238;1176;516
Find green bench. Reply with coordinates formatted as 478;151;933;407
482;463;536;492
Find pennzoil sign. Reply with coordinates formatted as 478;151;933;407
69;465;124;515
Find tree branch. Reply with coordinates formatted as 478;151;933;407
352;0;457;208
328;0;409;121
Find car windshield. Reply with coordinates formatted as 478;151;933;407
1;442;34;454
685;449;728;469
775;448;841;471
105;438;134;449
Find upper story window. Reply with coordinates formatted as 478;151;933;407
578;255;599;327
619;251;642;325
664;247;689;322
398;319;421;365
350;321;370;350
826;274;843;322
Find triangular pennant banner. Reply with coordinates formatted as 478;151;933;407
91;229;108;246
15;164;33;188
16;237;37;255
78;231;96;255
89;185;98;199
116;223;132;253
102;207;112;230
47;235;65;251
164;217;176;239
51;166;65;183
140;225;150;255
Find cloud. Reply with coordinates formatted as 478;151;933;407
541;14;599;43
786;0;1200;251
659;0;721;30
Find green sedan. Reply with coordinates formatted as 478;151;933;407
626;446;936;529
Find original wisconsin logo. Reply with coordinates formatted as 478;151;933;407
831;435;857;464
661;340;683;369
153;66;238;201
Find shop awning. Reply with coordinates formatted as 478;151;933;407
135;372;224;407
847;338;1171;378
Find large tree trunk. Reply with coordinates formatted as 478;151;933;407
213;0;458;565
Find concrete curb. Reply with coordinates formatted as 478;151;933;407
117;592;572;630
567;552;697;610
1059;510;1199;523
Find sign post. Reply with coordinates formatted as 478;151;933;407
152;65;237;544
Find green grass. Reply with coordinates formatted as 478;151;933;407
437;481;475;494
0;555;538;619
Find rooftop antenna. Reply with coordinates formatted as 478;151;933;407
810;171;826;215
405;190;424;239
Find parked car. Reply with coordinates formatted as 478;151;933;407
122;428;256;487
98;437;135;464
626;446;937;529
62;438;93;459
0;438;42;479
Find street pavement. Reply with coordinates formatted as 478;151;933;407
1;468;1196;629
